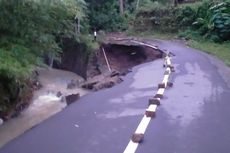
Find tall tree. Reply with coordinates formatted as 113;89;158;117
119;0;124;14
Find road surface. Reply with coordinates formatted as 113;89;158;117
1;39;230;153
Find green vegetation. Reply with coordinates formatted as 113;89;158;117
188;40;230;66
86;0;132;31
0;0;89;117
133;0;230;42
127;30;177;40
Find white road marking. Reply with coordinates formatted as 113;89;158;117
123;141;139;153
162;74;170;86
123;115;152;153
123;57;174;153
146;104;157;112
166;57;171;66
166;67;171;74
135;115;152;134
157;88;165;96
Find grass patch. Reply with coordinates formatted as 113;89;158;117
127;30;230;67
126;30;177;40
188;39;230;66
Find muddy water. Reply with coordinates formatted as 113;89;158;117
0;68;89;148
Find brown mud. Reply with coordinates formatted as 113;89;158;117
84;35;163;90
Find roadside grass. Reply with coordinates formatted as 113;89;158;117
127;30;177;40
127;30;230;67
188;39;230;66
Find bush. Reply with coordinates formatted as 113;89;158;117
193;1;230;42
87;0;128;31
134;0;230;43
0;0;89;118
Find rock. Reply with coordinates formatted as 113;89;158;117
33;81;42;90
56;91;62;97
67;79;79;89
167;82;173;87
65;93;80;105
93;81;115;91
93;76;123;91
110;70;120;77
61;96;66;103
81;81;99;90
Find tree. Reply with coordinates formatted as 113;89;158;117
119;0;124;14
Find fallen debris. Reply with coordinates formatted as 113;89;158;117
65;93;80;105
82;71;123;91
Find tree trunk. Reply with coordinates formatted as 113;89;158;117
119;0;124;15
174;0;178;7
136;0;140;10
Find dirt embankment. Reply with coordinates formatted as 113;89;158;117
84;36;163;91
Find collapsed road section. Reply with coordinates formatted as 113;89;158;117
83;37;167;91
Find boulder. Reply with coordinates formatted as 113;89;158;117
65;93;80;105
56;91;62;97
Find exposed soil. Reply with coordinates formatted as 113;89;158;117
84;35;163;90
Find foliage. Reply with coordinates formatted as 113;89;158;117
188;39;230;66
87;0;129;31
0;0;88;117
193;1;230;42
133;0;230;42
137;0;166;12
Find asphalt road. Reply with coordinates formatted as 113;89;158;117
1;40;230;153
